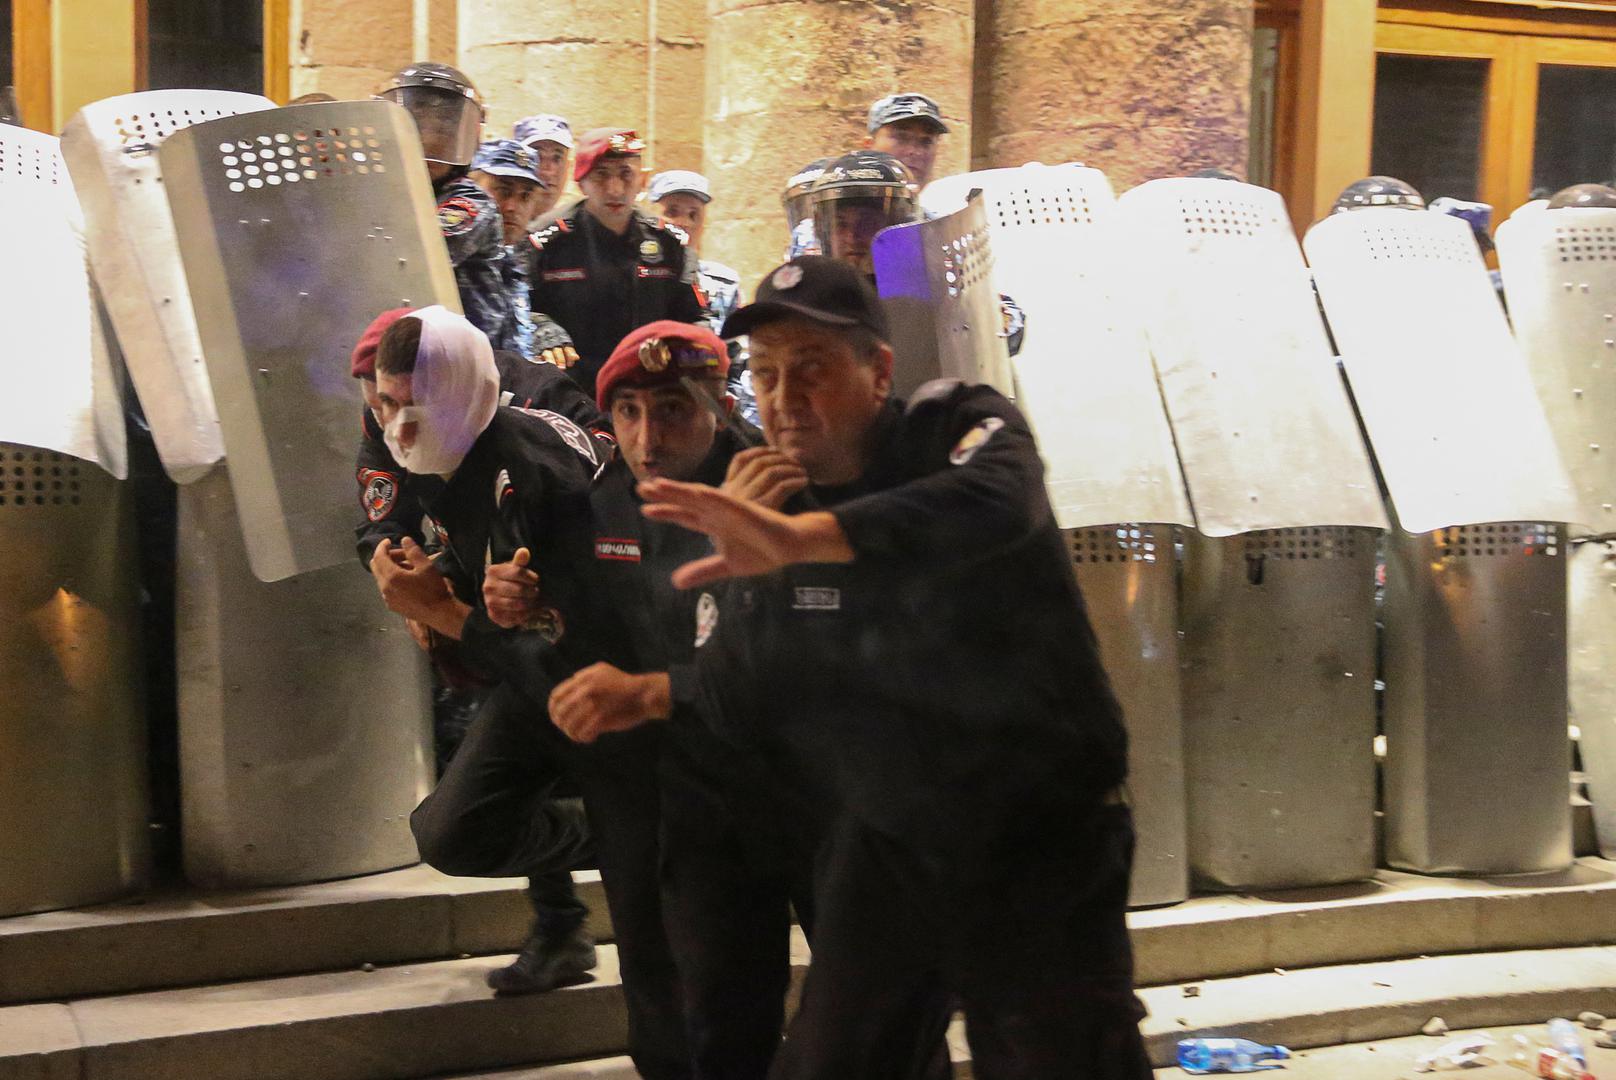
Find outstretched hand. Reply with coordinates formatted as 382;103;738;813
371;537;469;640
638;478;855;589
483;546;541;629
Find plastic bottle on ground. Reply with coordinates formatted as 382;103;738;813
1176;1038;1291;1074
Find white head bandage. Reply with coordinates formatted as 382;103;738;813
382;305;499;477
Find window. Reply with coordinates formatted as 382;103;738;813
1;1;13;90
1372;54;1488;203
1532;63;1616;194
144;0;263;95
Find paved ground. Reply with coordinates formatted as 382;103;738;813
1154;1022;1616;1078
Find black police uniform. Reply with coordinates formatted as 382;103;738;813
587;424;815;1080
436;174;522;354
354;350;607;568
690;382;1151;1079
526;204;708;400
407;406;692;1080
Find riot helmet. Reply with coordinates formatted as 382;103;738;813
1548;183;1616;210
378;62;485;168
809;150;918;278
783;157;832;231
1193;167;1242;182
1331;176;1426;214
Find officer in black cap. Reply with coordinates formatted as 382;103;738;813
378;62;522;354
526;128;709;401
565;256;1152;1078
865;91;948;189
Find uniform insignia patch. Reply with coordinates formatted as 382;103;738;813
636;266;675;280
437;196;479;231
695;592;718;647
949;417;1005;466
792;586;841;611
359;469;398;522
542;268;587;282
595;537;642;562
527;606;566;644
639;238;663;263
772;264;804;290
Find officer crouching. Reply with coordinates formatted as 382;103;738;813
597;256;1153;1077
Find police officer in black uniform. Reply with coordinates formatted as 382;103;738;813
526;127;708;401
348;307;605;997
366;307;692;1079
591;257;1151;1079
378;62;522;354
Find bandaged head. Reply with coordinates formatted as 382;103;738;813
378;305;499;476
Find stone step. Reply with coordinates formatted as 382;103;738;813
0;865;608;1006
0;930;810;1080
6;857;1616;1007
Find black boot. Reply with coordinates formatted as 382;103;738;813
486;919;597;994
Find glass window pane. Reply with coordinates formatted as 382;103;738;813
2;1;14;90
1532;64;1616;194
1372;54;1488;203
1249;27;1281;188
146;0;263;95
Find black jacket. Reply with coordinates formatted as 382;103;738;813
353;350;610;567
526;203;708;401
690;382;1129;853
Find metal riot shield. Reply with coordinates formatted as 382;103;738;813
159;99;461;582
1570;540;1616;860
1496;207;1616;534
871;194;1015;401
1306;209;1578;875
0;124;127;477
921;165;1191;905
0;443;148;915
177;466;433;888
1116;178;1386;535
62;90;275;483
1118;177;1385;889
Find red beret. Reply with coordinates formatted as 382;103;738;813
573;128;645;182
597;320;730;411
351;307;414;379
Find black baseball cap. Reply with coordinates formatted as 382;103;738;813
721;256;890;341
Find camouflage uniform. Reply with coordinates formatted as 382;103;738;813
435;176;520;353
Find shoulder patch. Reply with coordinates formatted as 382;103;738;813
695;592;718;648
359;468;398;522
949;417;1006;466
438;195;482;232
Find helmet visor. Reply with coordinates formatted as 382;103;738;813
811;192;915;274
384;86;482;167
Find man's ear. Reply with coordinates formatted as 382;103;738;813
872;343;895;399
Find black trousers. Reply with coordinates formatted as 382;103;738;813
410;682;691;1080
769;796;1151;1080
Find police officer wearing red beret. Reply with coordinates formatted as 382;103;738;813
526;129;709;402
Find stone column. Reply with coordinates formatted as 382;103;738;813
288;0;419;102
703;0;974;295
973;0;1252;190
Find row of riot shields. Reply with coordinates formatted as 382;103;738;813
1;92;461;915
900;165;1594;905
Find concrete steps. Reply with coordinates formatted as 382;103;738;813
6;859;1616;1079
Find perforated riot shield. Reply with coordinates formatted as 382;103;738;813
872;195;1014;401
1305;208;1580;532
1306;208;1578;875
0;124;126;477
62;90;275;483
1571;540;1616;859
921;165;1191;905
1117;178;1386;535
1119;177;1384;890
1496;207;1616;534
177;466;433;888
159;99;460;582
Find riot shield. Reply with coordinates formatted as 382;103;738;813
871;194;1015;401
177;466;433;888
1116;178;1386;535
920;165;1192;905
1571;540;1616;859
159;99;461;582
1305;208;1580;532
919;165;1192;531
62;89;275;483
1496;207;1616;534
0;124;126;477
1306;209;1577;875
